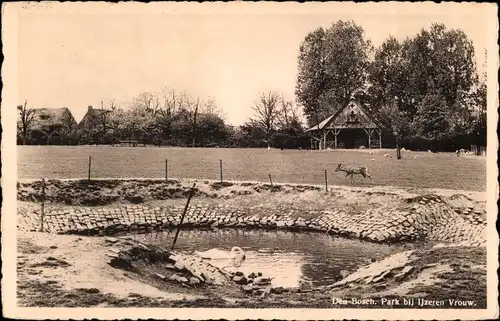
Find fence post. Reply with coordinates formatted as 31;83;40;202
165;159;168;181
268;174;273;187
324;169;328;192
171;183;196;250
88;156;92;180
40;178;46;232
220;159;223;183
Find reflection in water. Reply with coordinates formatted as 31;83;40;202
135;229;414;288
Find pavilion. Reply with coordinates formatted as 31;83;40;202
305;98;384;150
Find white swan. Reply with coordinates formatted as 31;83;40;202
195;247;245;260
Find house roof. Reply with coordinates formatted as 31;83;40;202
80;107;110;120
28;108;75;129
304;115;335;132
305;99;383;132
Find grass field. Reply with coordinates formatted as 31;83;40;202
17;146;486;191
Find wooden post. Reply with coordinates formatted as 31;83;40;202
165;159;168;181
133;208;136;242
40;178;46;232
378;129;382;149
219;159;223;183
396;137;402;159
324;169;328;192
88;156;92;180
364;128;373;149
171;183;196;250
268;174;273;187
334;129;341;149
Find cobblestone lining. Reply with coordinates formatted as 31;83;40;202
18;194;485;247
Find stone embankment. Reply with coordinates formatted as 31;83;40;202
105;236;277;296
105;236;232;286
18;194;486;247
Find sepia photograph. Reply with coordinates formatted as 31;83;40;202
1;1;498;320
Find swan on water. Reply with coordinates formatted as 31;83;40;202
194;247;246;260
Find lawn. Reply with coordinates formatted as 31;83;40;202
17;146;486;191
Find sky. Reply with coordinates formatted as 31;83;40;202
15;2;493;126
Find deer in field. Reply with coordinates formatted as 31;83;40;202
335;163;372;184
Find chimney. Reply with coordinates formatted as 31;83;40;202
88;105;93;111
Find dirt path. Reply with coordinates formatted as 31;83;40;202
17;231;200;306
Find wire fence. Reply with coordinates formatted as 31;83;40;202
83;156;334;190
18;146;487;192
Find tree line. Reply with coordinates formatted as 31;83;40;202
17;89;307;148
296;21;486;151
18;21;486;151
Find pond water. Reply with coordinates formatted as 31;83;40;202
134;228;420;288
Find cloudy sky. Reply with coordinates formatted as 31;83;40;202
15;2;493;125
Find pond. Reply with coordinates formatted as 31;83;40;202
133;228;421;288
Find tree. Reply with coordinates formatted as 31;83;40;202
17;100;36;145
238;121;268;148
129;92;160;144
402;24;477;115
197;113;229;146
367;23;481;151
296;21;372;127
108;104;127;141
274;96;306;149
322;21;372;109
470;49;487;150
277;96;302;131
175;92;221;147
122;94;158;145
378;97;411;159
295;27;329;126
155;88;184;144
368;37;409;115
250;91;280;149
412;92;450;151
181;93;201;147
96;100;117;144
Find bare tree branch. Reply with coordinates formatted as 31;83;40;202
17;100;36;145
251;91;280;148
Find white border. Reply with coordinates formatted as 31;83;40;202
2;2;499;320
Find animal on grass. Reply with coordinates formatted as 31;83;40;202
335;163;372;184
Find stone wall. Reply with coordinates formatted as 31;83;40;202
18;194;486;247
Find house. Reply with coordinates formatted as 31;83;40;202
19;107;78;144
78;105;111;132
77;105;113;144
30;107;77;129
305;98;384;149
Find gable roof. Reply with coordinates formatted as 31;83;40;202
78;106;112;127
306;99;383;132
28;108;76;129
305;115;335;132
